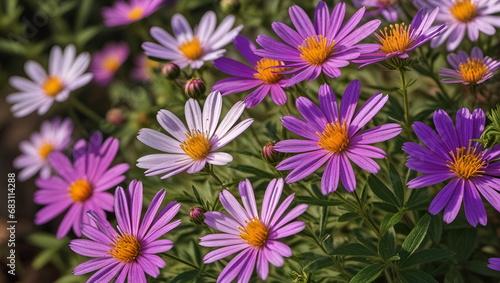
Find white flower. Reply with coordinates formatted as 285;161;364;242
142;11;243;69
137;91;253;179
7;44;93;117
14;117;73;181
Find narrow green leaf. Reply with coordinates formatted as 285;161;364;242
296;196;344;206
331;243;378;257
389;163;405;206
399;269;438;283
338;212;360;222
399;249;455;268
380;210;406;233
368;175;400;207
170;270;199;283
350;264;384;283
378;231;396;260
228;165;275;179
399;214;431;262
373;201;399;213
304;255;335;272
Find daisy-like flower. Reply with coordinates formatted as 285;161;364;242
14;117;73;181
137;91;253;179
275;81;402;194
254;1;381;87
142;11;243;69
102;0;163;27
6;44;93;117
489;258;500;271
91;42;130;86
212;35;289;108
200;178;307;283
352;0;401;22
70;180;181;282
34;132;130;238
354;8;445;68
439;47;500;85
414;0;500;51
403;108;500;226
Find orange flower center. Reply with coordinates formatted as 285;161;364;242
298;35;335;66
253;58;284;84
103;56;121;72
178;37;203;60
376;23;411;54
180;130;211;160
447;146;485;179
317;121;349;153
239;217;268;247
108;232;141;262
449;0;477;23
42;76;63;97
68;179;93;202
128;7;144;21
458;58;489;84
38;142;54;159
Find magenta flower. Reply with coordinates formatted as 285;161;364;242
70;180;181;282
403;108;500;226
352;0;401;22
439;47;500;85
255;1;381;86
354;8;445;67
489;258;500;271
200;178;307;283
91;43;130;86
275;81;402;194
102;0;163;27
130;54;159;82
212;35;289;108
34;132;129;238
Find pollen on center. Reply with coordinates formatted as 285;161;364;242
180;130;211;160
376;23;411;54
239;217;268;247
298;35;335;66
254;58;285;84
178;37;204;61
317;120;349;153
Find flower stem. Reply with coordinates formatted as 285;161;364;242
68;95;103;124
398;68;412;137
202;164;226;210
470;84;478;110
163;253;217;279
353;190;382;239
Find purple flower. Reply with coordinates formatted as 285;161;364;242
70;180;181;282
414;0;500;51
354;8;445;68
489;258;500;271
275;81;402;194
352;0;401;22
402;108;500;226
14;117;73;181
439;47;500;85
130;54;159;82
200;178;307;283
255;1;381;87
212;35;289;108
91;42;130;86
102;0;163;27
34;132;130;238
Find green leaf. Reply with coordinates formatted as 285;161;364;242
296;196;344;206
399;269;438;283
303;255;335;272
373;201;399;213
228;165;275;179
350;264;384;283
399;214;431;262
465;260;500;278
446;228;477;261
378;231;396;260
399;249;455;268
331;243;378;257
368;175;400;207
428;215;443;243
389;163;405;206
338;212;360;222
169;270;199;283
380;210;406;233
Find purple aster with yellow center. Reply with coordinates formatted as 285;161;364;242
70;180;181;282
489;258;500;271
34;132;129;238
354;7;445;68
439;47;500;85
91;42;130;86
403;108;500;226
200;178;307;283
212;35;289;108
274;81;402;194
255;1;381;87
102;0;163;27
352;0;401;22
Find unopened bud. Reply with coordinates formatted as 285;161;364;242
106;108;126;126
262;141;283;163
161;63;180;80
220;0;240;14
189;206;206;226
184;78;206;99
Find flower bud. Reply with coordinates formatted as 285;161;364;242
220;0;240;14
161;63;180;80
262;141;284;164
189;206;206;226
106;108;126;126
183;78;206;99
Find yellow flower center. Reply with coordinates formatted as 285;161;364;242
449;0;477;23
239;217;268;247
42;76;63;97
447;146;485;179
38;142;54;159
146;59;159;69
298;35;335;66
180;130;211;160
67;179;93;202
376;23;411;54
317;121;349;153
128;7;144;21
458;58;489;84
108;232;141;262
178;37;203;60
103;56;121;72
253;58;285;84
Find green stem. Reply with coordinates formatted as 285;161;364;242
68;95;103;124
353;190;382;238
320;73;332;89
470;84;478;110
202;165;226;210
399;68;412;137
163;253;217;279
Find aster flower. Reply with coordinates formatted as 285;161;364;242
402;108;500;226
275;81;402;194
6;44;93;117
91;42;130;86
352;0;401;22
489;258;500;271
439;47;500;85
34;132;129;238
254;1;381;87
102;0;163;27
354;8;445;68
14;117;73;181
137;91;253;179
130;54;159;82
414;0;500;51
200;178;307;283
70;180;181;282
142;11;243;69
212;35;289;108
